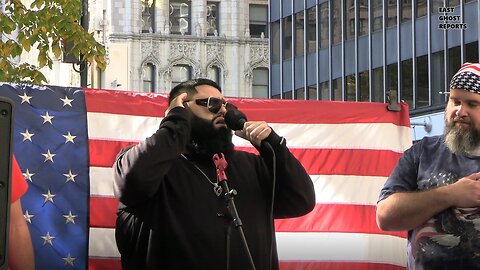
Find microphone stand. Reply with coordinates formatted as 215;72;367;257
213;153;256;270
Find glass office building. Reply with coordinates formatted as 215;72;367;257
269;0;479;127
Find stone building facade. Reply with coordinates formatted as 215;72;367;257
88;0;269;97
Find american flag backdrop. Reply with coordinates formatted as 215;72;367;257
0;83;412;270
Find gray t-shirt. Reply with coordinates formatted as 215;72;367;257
378;135;480;270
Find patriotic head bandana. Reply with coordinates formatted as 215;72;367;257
449;62;480;94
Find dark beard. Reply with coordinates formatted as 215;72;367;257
186;114;234;159
444;116;480;154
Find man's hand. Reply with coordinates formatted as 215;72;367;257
165;93;189;116
447;172;480;208
234;121;272;147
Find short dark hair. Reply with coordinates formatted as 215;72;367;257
168;78;222;104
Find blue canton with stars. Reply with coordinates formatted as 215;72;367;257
0;83;89;270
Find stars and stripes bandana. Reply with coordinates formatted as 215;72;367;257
449;62;480;94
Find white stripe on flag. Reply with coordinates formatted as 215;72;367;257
276;232;407;266
89;228;407;267
87;112;411;152
311;175;387;205
89;227;121;258
90;167;115;197
90;167;387;206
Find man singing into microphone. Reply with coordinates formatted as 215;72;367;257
113;78;315;270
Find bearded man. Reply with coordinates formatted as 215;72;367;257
113;78;315;270
376;62;480;270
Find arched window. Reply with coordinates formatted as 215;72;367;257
170;0;190;35
142;63;156;92
252;68;268;98
206;2;219;36
172;64;192;87
208;65;221;86
142;0;155;33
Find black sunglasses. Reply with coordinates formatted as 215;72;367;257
195;97;237;113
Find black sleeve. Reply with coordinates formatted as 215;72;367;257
112;107;190;207
256;130;316;218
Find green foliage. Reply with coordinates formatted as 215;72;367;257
0;0;106;84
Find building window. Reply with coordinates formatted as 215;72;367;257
283;15;293;60
142;63;156;93
372;0;383;31
401;0;412;22
358;1;368;37
431;0;443;14
307;6;316;54
271;21;281;64
332;0;341;44
416;0;427;18
295;87;305;100
416;55;429;108
252;68;268;98
208;65;221;86
372;67;384;102
346;0;355;40
387;63;398;94
294;11;304;57
448;0;460;6
387;0;397;27
206;2;218;36
308;84;317;100
431;51;445;105
448;46;461;84
172;65;191;87
319;2;329;49
142;0;155;33
466;42;479;64
170;0;190;35
250;5;268;38
346;74;356;101
332;78;342;101
320;81;330;100
359;71;369;102
401;59;413;109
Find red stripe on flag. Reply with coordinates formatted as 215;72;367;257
84;89;411;127
90;196;118;228
90;197;406;238
275;204;406;238
89;258;122;270
279;261;406;270
89;139;137;168
85;89;168;117
87;258;404;270
90;140;401;176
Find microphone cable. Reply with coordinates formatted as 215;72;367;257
262;141;276;270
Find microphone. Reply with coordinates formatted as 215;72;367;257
225;110;272;150
225;109;247;131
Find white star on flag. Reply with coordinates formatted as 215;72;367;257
42;150;56;162
63;253;76;266
63;170;77;183
41;111;54;124
63;211;78;224
24;210;34;224
23;169;35;182
63;132;76;144
42;189;56;204
41;232;55;246
20;129;34;142
60;96;74;107
18;92;32;104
